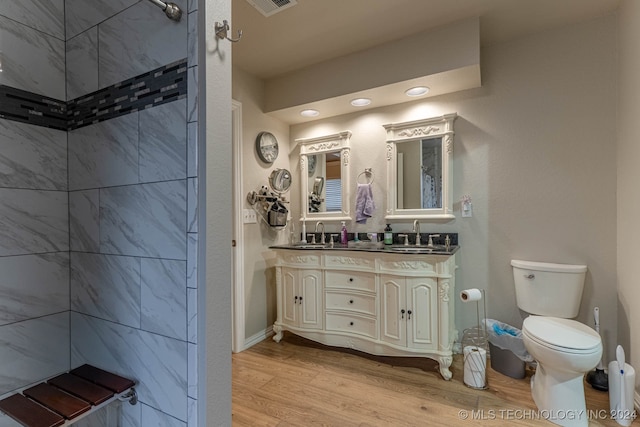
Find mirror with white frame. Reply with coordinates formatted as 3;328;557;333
383;113;457;220
297;131;352;221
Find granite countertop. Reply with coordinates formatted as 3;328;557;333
269;242;459;255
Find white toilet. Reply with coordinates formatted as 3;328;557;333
512;260;602;427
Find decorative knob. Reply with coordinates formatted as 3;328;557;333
349;322;354;326
349;278;354;282
299;296;303;303
407;310;412;320
401;309;405;319
349;299;354;304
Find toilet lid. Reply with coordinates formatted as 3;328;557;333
523;316;601;351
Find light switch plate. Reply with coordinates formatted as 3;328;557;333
243;209;257;224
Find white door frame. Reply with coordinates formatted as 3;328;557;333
232;99;245;353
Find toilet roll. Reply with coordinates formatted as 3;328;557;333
460;288;483;302
463;345;487;388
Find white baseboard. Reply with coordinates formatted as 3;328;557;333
242;326;274;351
635;391;640;412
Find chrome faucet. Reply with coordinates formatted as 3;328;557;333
427;234;441;247
315;221;325;245
413;219;421;246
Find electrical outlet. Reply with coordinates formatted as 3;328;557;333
243;209;257;224
462;203;473;218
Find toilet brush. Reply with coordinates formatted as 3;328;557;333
586;307;608;391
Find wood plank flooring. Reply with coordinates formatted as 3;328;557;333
233;333;632;426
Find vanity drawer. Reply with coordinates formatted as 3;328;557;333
325;312;377;339
325;291;376;316
325;271;375;292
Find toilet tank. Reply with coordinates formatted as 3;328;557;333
511;259;587;318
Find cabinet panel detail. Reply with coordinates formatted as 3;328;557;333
325;254;374;270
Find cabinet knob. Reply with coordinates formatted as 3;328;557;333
294;296;298;303
401;309;405;319
407;310;412;320
349;299;354;304
299;296;303;303
349;321;354;326
349;278;354;282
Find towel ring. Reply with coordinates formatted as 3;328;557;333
357;168;374;185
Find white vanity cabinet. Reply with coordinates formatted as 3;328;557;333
272;249;456;380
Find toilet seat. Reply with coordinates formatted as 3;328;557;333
523;316;601;354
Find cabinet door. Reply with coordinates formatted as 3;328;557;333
300;270;322;330
380;275;405;346
282;268;298;326
406;277;437;350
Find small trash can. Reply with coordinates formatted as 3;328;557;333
485;319;533;379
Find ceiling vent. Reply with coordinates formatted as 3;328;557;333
246;0;297;17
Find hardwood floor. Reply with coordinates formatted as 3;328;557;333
232;333;632;426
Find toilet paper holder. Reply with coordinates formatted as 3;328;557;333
461;288;488;389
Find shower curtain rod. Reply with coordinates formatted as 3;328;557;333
146;0;182;21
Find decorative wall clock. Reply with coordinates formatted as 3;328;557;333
256;131;279;163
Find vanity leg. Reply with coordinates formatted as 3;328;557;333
272;324;283;343
438;356;453;380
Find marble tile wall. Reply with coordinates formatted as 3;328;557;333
0;2;71;399
64;0;199;425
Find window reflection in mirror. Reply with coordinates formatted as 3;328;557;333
396;137;442;209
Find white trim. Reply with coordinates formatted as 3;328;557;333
232;100;245;353
635;390;640;412
243;326;274;350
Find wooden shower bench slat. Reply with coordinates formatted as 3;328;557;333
47;374;113;406
0;394;64;427
69;364;135;394
0;365;136;427
23;383;91;420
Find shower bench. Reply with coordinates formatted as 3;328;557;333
0;365;136;427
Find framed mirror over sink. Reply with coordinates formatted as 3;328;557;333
297;131;352;222
383;113;457;220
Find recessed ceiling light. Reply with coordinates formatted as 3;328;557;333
405;86;430;97
350;98;371;107
300;109;319;117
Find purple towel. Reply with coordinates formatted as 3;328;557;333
355;183;375;223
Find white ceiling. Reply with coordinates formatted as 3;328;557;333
232;0;620;80
231;0;620;123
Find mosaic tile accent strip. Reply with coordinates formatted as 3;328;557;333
0;59;187;132
0;86;67;130
68;59;187;131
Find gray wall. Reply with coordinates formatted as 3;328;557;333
65;0;199;426
0;0;70;402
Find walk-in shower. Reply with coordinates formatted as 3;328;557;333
146;0;182;21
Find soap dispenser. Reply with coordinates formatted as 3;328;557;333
340;221;348;245
384;224;393;245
